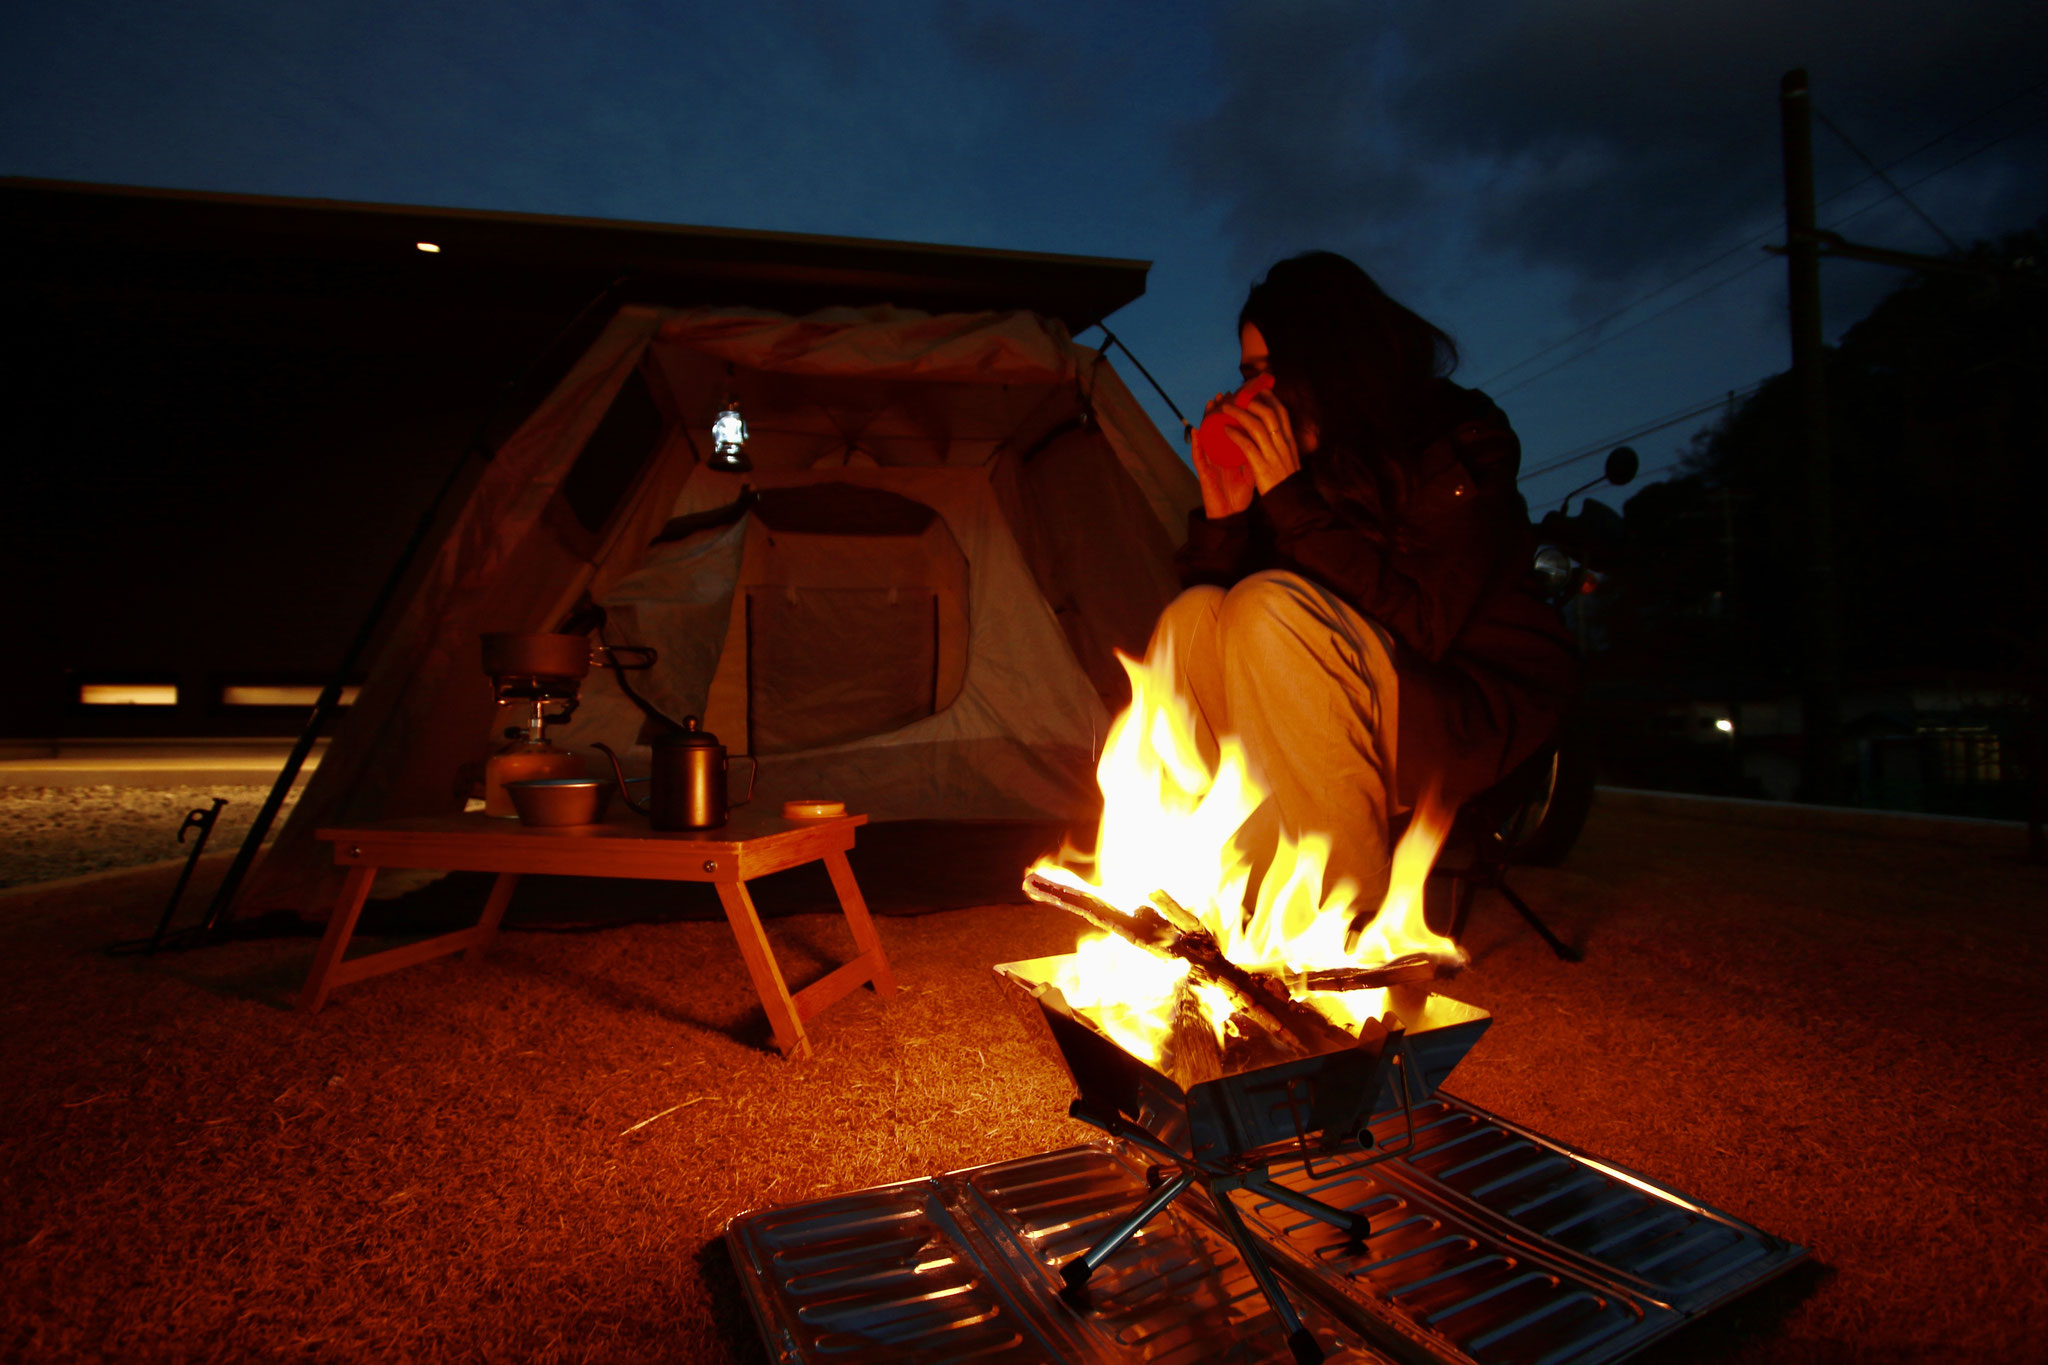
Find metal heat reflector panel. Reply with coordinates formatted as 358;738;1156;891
724;1097;1802;1365
1228;1094;1806;1364
725;1142;1396;1364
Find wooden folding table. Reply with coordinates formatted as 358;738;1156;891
300;808;896;1059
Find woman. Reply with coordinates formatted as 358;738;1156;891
1156;251;1577;911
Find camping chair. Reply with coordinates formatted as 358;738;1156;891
1421;744;1586;963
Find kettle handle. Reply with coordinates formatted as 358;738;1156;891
726;754;758;808
591;644;657;671
590;743;652;818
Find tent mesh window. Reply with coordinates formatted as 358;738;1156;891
560;366;665;536
745;587;939;754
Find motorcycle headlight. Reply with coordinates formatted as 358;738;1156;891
1533;545;1574;593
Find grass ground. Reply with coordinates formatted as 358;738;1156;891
1;802;2042;1363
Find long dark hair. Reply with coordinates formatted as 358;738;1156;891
1238;251;1458;470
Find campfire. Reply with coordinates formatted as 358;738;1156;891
1020;643;1470;1075
1001;644;1494;1364
723;642;1808;1365
724;637;1809;1365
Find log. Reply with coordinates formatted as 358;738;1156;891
1299;953;1446;994
1157;977;1226;1088
1023;870;1180;952
1022;869;1364;1056
1220;1010;1311;1072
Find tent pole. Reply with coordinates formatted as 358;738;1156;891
193;440;483;938
196;275;634;938
1094;326;1191;440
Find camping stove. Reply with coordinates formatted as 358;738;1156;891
994;955;1492;1365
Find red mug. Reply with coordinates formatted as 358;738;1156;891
1194;373;1277;470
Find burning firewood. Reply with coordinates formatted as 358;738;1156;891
1022;868;1367;1057
1157;977;1226;1088
1219;1009;1312;1073
1298;954;1443;993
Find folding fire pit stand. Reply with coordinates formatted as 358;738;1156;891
1033;979;1422;1365
297;808;895;1059
1061;1057;1421;1365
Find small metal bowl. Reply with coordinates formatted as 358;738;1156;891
506;777;613;827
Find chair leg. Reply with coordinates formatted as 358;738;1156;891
1447;872;1478;943
1495;877;1583;963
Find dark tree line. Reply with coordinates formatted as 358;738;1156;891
1588;221;2046;824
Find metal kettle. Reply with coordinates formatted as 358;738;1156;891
594;718;755;831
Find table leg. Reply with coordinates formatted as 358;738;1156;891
714;879;811;1061
824;849;898;998
299;864;379;1014
467;873;520;959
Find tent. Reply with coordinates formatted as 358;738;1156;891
243;302;1199;914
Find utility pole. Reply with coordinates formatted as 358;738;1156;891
1719;390;1742;764
1780;68;1845;804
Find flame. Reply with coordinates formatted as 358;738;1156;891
1037;642;1465;1066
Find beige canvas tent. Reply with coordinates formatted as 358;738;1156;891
244;302;1198;914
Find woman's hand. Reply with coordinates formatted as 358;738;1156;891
1193;391;1257;518
1219;386;1304;495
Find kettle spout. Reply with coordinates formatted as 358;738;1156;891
589;743;652;818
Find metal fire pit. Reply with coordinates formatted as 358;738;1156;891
992;955;1494;1364
993;954;1492;1169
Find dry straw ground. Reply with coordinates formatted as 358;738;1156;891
0;784;301;889
1;804;2043;1364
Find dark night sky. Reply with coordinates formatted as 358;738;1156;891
7;0;2046;510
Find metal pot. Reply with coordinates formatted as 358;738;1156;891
594;718;755;831
481;632;657;681
505;777;613;827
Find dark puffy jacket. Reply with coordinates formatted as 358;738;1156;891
1175;381;1577;807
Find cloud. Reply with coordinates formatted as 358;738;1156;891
1171;3;1415;273
1179;0;2048;292
932;0;1106;120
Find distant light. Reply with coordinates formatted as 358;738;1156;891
415;241;442;253
80;684;178;706
1715;718;1735;734
221;684;360;708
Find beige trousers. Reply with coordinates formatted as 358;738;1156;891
1149;570;1401;912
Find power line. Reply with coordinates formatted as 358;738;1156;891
1476;75;2048;394
1825;105;2048;237
1475;228;1778;390
1629;455;1694;485
1835;74;2048;198
1518;381;1764;485
1816;106;1962;252
1492;256;1773;400
1512;97;2048;490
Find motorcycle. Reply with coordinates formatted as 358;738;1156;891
1485;444;1637;867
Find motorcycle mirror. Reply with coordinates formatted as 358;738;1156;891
1605;446;1639;487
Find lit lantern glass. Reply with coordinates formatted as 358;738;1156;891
711;400;750;472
